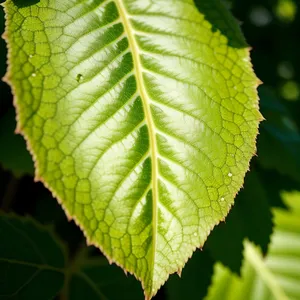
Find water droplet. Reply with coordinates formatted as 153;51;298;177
193;232;197;237
220;197;225;202
228;172;232;177
29;54;33;58
31;73;36;77
76;73;83;82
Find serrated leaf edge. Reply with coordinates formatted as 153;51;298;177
2;1;263;299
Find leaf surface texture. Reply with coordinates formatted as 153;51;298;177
4;0;261;296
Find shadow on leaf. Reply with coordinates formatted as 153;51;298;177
12;0;40;8
194;0;248;48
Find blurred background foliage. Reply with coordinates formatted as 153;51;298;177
0;0;300;299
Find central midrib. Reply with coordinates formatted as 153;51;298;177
115;0;158;284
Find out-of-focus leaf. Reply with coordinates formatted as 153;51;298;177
205;191;300;300
275;0;297;23
205;171;273;273
0;213;66;299
0;212;145;300
0;108;34;176
258;86;300;182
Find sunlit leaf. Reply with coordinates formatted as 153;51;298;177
4;0;261;296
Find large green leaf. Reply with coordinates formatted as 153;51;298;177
205;191;300;300
258;86;300;182
0;213;145;299
0;214;66;299
3;0;261;297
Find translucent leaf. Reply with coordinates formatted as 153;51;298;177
3;0;261;296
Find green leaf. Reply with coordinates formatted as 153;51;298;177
3;0;261;296
205;191;300;300
206;171;273;273
0;213;66;299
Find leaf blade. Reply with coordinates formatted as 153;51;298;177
4;0;261;297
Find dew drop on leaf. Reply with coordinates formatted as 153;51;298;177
76;73;83;82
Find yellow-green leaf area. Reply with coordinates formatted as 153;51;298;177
3;0;262;298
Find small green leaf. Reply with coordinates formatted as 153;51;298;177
205;191;300;300
0;214;66;299
4;0;261;296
